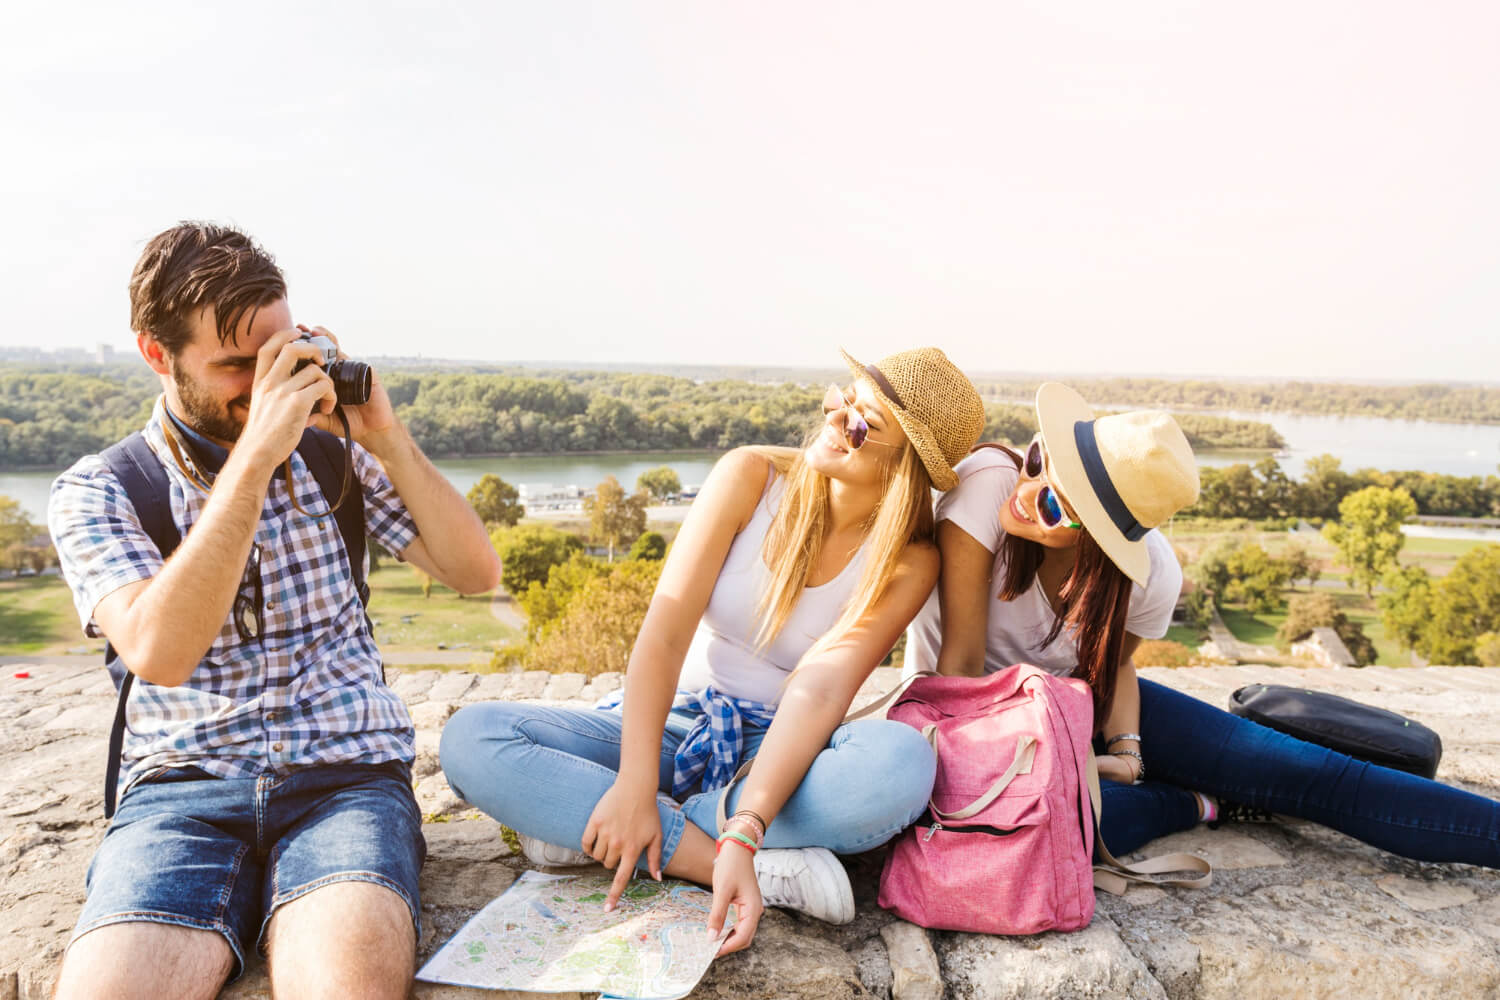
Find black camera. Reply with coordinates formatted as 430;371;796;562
293;333;372;406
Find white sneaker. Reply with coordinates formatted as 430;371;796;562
518;834;592;868
753;847;855;924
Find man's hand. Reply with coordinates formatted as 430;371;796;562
237;329;338;471
296;325;398;446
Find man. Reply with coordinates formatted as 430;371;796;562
47;222;500;999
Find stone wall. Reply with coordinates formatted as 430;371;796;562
4;661;1500;999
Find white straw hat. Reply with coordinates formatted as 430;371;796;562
1035;382;1199;586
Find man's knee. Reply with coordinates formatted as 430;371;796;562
266;880;415;997
55;921;235;1000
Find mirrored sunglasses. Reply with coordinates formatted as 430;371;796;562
1024;436;1082;530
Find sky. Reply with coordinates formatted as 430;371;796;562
2;1;1497;381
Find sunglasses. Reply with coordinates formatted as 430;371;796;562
233;542;266;643
1024;436;1082;531
822;384;896;451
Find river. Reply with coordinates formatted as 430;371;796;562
4;412;1498;522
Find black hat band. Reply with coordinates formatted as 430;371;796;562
863;364;907;410
1073;420;1148;542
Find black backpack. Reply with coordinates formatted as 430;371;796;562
97;428;369;818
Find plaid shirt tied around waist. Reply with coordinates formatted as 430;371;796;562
47;399;420;795
597;686;778;797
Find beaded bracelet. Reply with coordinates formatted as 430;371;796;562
1111;748;1145;783
726;811;766;848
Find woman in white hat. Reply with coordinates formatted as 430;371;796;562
905;382;1500;866
442;347;987;953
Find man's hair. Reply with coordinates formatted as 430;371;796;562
128;222;286;355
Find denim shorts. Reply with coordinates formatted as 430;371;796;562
71;760;426;980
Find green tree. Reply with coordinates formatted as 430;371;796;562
1378;565;1433;653
490;523;585;597
1419;546;1500;664
1280;544;1317;590
628;531;667;561
517;552;609;640
585;476;648;562
466;474;524;527
0;494;34;550
1298;454;1352;520
1276;592;1376;666
1321;486;1417;596
1221;543;1292;614
1253;458;1298;519
636;467;682;501
1476;632;1500;668
1181;587;1216;631
525;558;665;676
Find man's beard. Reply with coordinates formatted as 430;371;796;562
171;366;246;444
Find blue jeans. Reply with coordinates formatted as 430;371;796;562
439;701;937;868
71;761;425;980
1099;678;1500;866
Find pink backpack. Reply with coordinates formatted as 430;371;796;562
876;665;1209;935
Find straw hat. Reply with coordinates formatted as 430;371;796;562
840;347;984;491
1035;382;1199;586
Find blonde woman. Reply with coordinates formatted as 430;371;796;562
441;348;984;953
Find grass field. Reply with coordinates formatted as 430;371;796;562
1216;604;1288;649
0;575;89;654
366;566;518;655
1164;624;1205;647
0;567;522;662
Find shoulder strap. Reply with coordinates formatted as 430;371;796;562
99;432;180;820
1088;751;1213;893
296;428;368;608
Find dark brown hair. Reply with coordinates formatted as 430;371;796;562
128;222;286;355
983;444;1135;723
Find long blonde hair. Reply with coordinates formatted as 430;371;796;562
749;435;935;658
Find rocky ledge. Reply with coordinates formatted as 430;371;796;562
4;662;1500;1000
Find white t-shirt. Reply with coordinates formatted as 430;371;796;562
903;448;1182;678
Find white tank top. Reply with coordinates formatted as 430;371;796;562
677;475;869;706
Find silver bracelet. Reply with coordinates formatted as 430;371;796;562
1111;748;1145;783
1105;732;1142;748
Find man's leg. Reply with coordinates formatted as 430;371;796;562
264;881;413;1000
258;762;427;1000
53;772;262;999
54;923;234;1000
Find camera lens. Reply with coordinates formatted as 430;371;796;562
326;359;372;406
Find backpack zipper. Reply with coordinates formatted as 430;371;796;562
920;815;1019;840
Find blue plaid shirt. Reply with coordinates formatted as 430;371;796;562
48;398;419;795
597;686;779;797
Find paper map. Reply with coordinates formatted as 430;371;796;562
416;871;733;999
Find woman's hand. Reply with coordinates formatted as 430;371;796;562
582;776;663;910
706;843;762;956
1096;753;1138;784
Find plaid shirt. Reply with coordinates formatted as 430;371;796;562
48;398;419;795
597;686;778;796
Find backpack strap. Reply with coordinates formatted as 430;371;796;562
295;427;368;609
99;433;180;820
1088;751;1213;893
